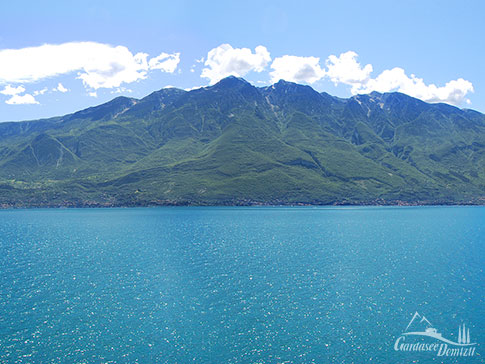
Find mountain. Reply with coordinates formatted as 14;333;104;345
0;76;484;207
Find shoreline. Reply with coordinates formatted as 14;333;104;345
1;200;485;209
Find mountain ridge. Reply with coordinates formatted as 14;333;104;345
0;76;484;207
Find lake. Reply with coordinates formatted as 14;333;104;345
0;207;483;363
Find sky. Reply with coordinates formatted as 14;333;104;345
0;0;484;122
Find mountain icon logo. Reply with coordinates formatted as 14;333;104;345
394;312;478;358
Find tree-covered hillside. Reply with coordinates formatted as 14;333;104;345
0;76;484;207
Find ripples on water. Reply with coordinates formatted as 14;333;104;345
0;207;483;363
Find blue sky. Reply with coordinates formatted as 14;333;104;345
0;0;483;121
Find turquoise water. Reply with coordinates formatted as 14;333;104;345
0;207;483;363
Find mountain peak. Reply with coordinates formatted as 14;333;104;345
274;79;294;86
212;76;251;89
67;95;137;122
268;79;320;95
272;79;310;89
147;86;186;100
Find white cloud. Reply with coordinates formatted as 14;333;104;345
324;51;473;106
148;52;180;73
33;87;48;96
270;55;325;84
325;51;373;92
0;84;38;104
0;42;473;107
201;44;271;85
358;68;473;105
0;42;181;92
54;82;68;93
5;94;38;105
0;84;25;96
111;87;132;94
184;85;205;91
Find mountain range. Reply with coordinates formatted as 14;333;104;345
0;76;484;207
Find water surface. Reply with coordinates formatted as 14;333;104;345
0;207;483;363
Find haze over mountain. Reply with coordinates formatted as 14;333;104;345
0;76;484;207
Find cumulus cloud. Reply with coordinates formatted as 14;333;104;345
184;85;205;91
324;51;473;105
0;85;25;96
0;42;473;107
54;82;68;93
325;51;373;92
148;52;180;73
358;68;474;105
33;87;48;96
111;87;132;94
0;42;181;91
201;44;271;84
5;94;38;105
0;85;38;104
266;49;473;105
270;55;325;84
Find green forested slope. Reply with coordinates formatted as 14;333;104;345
0;76;484;206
